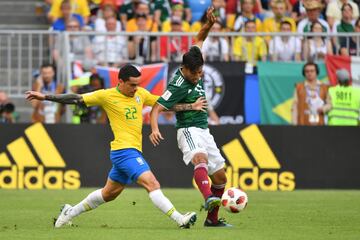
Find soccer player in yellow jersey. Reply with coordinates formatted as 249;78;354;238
25;64;207;229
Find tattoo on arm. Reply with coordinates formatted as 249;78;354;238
171;103;192;112
45;94;85;105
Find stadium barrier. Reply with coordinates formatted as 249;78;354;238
0;30;63;98
1;30;359;98
0;31;359;123
1;123;359;190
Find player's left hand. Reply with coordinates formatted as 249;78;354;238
192;96;208;112
149;130;164;146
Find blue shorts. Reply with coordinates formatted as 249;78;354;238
108;148;150;185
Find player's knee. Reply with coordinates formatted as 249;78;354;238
102;188;121;202
212;170;227;185
141;177;160;192
148;178;161;192
146;179;160;192
192;153;208;165
218;173;227;184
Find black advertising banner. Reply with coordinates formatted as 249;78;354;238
209;125;360;190
0;123;191;189
168;62;246;124
1;123;360;190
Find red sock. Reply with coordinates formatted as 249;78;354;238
194;163;212;200
207;184;225;224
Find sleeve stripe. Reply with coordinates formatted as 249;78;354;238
157;102;169;110
175;76;184;87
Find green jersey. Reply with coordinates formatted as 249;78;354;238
158;68;208;129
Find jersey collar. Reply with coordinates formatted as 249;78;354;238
116;84;122;94
179;68;186;79
116;84;127;97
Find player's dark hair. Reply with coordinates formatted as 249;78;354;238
182;46;204;73
118;64;141;81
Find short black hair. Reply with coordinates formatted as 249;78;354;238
302;61;319;76
0;103;15;113
90;73;104;88
244;19;256;27
41;63;55;71
182;46;204;73
118;64;141;81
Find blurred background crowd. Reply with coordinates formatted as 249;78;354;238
0;0;359;126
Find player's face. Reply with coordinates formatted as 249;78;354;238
120;76;140;97
183;66;203;85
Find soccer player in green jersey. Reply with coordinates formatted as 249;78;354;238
26;64;208;229
149;7;231;227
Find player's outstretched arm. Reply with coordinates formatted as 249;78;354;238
25;91;85;105
194;6;216;49
149;103;165;146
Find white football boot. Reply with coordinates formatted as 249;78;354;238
54;204;73;228
178;212;197;229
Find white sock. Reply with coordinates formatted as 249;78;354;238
149;189;183;225
69;189;105;218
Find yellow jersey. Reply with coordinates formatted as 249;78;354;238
162;20;191;32
49;0;90;19
82;86;159;152
233;36;267;65
263;17;297;33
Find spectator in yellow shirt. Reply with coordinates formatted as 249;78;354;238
162;4;191;32
233;20;267;64
263;0;296;43
48;0;90;24
126;2;158;32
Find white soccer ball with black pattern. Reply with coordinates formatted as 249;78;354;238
221;187;248;213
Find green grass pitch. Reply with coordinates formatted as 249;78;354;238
0;189;359;240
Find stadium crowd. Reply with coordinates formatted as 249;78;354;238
43;0;360;65
1;0;360;125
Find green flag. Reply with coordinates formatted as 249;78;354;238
258;62;328;124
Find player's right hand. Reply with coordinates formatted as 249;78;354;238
206;6;216;25
192;97;208;112
149;130;164;147
25;91;46;101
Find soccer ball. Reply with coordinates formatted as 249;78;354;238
221;187;248;213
